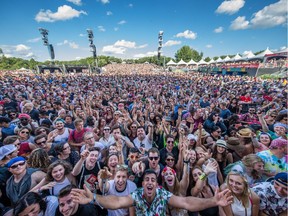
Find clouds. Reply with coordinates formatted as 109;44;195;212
35;5;87;22
214;26;224;33
216;0;245;15
102;40;147;55
118;20;127;25
164;40;181;47
57;40;79;49
98;26;106;32
66;0;82;6
175;30;197;40
1;44;35;59
230;0;287;30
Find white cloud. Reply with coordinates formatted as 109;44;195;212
100;0;110;4
280;46;287;50
79;33;85;37
118;20;126;25
206;44;213;48
25;52;36;58
242;50;253;55
57;40;79;49
98;26;106;32
75;56;83;60
164;40;181;47
27;37;41;43
66;0;82;6
35;5;87;22
133;51;157;59
214;26;224;33
216;0;245;15
106;11;113;16
15;44;30;52
230;16;250;30
102;45;126;54
230;0;287;30
114;40;147;49
250;0;287;28
175;30;197;40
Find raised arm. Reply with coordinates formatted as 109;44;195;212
71;184;134;209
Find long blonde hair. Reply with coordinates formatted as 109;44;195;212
226;171;250;208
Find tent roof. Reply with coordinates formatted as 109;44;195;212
216;57;224;63
239;51;255;61
232;53;242;61
208;58;215;64
198;59;208;65
177;59;187;65
254;47;273;58
166;59;176;65
187;59;197;65
223;56;231;62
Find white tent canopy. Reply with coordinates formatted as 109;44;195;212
253;47;273;59
208;58;216;64
166;59;177;66
239;51;255;61
187;59;198;65
197;59;208;65
223;56;231;62
216;57;224;63
231;53;242;61
177;59;188;66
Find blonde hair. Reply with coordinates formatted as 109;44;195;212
242;154;264;169
226;172;250;208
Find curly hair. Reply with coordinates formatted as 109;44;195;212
45;160;72;182
27;148;51;172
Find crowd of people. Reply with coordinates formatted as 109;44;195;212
0;65;287;216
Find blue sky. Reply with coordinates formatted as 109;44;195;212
0;0;287;61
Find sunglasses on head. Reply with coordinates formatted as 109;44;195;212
149;156;159;161
10;161;25;169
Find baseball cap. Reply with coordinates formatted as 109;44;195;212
0;144;17;160
275;172;288;186
7;156;26;168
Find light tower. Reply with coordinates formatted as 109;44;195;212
39;28;55;62
87;29;98;71
158;31;163;60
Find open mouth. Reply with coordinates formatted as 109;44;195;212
146;185;153;194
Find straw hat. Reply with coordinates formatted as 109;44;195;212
236;128;252;138
194;128;208;138
226;137;245;153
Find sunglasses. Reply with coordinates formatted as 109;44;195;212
10;161;25;169
130;155;139;159
39;130;46;133
167;141;174;143
148;156;159;161
270;115;277;118
166;158;174;162
9;113;16;116
36;140;46;145
20;118;28;121
104;129;110;131
20;131;29;134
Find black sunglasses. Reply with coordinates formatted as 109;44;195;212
10;161;25;169
149;156;159;161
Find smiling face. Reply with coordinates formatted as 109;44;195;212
59;193;79;216
259;134;271;146
187;149;196;163
52;164;65;182
163;168;175;187
142;173;158;202
192;168;203;182
87;150;99;165
114;170;128;191
148;152;159;169
217;146;226;154
165;156;175;168
228;174;247;196
253;162;264;173
108;155;119;170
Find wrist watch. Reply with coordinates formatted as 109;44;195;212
89;193;97;205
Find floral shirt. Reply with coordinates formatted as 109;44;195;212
131;187;173;216
252;182;287;216
256;150;288;179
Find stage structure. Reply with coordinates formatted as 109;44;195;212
87;29;98;73
39;28;55;62
158;31;164;66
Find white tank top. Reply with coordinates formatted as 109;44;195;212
231;196;252;216
54;128;70;143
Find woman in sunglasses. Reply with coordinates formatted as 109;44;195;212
221;171;260;216
17;126;34;144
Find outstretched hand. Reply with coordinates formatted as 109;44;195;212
214;188;233;207
71;184;93;205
